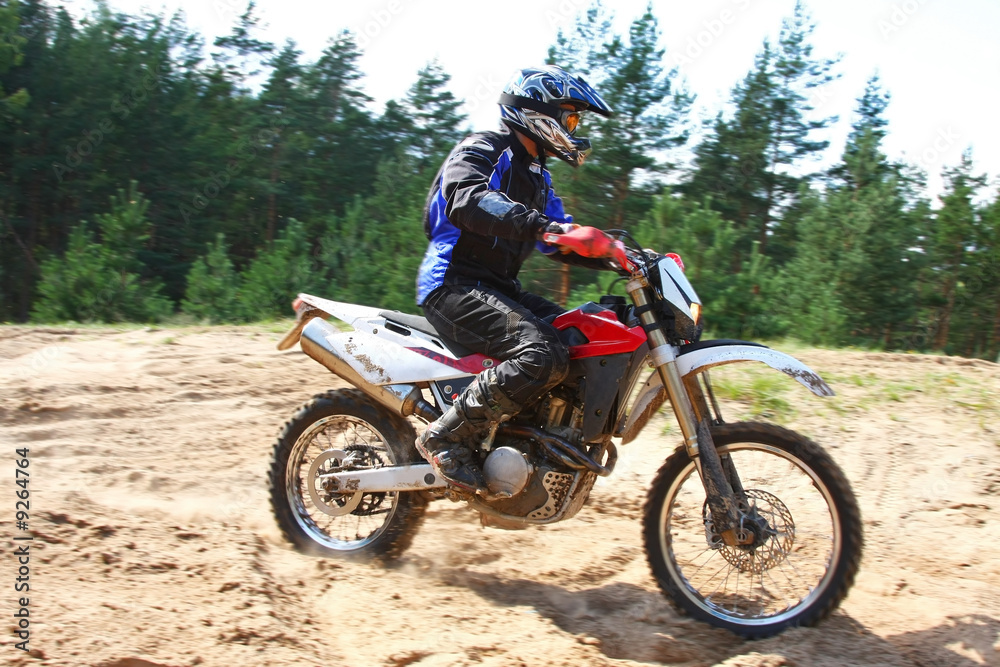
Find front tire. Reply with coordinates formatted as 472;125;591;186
642;422;862;638
268;389;427;561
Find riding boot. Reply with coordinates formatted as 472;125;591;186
416;369;520;495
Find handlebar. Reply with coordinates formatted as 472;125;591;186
541;226;637;273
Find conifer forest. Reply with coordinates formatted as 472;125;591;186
1;0;998;361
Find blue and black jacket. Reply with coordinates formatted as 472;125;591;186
417;125;598;305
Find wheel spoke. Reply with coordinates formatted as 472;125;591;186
287;415;401;551
647;429;857;634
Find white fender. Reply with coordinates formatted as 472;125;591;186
676;344;834;397
297;294;384;330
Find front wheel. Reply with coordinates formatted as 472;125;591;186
643;422;862;638
268;389;427;561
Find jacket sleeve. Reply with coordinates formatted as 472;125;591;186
439;141;548;242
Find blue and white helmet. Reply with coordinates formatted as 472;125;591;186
499;65;614;167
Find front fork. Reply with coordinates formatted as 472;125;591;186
627;278;751;547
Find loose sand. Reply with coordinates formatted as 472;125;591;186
2;325;998;666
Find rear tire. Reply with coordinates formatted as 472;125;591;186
642;422;862;638
268;389;427;561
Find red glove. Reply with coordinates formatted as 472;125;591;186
539;222;580;253
541;226;616;257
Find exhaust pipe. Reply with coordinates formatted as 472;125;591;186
299;318;438;421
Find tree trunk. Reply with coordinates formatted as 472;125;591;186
267;144;282;242
558;263;570;308
934;276;957;350
611;176;629;229
990;294;1000;361
963;310;977;357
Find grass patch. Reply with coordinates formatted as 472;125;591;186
711;368;793;420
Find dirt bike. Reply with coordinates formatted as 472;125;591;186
268;226;862;638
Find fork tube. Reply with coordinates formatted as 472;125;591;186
627;278;745;543
626;279;700;459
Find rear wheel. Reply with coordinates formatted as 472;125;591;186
268;389;427;561
642;422;862;637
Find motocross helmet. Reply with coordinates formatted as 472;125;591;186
499;65;614;167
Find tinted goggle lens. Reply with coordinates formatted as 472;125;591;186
563;111;581;134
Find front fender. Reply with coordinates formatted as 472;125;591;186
676;341;834;397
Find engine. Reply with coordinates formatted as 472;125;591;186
482;446;533;496
476;394;597;530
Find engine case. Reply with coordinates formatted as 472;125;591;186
478;436;598;530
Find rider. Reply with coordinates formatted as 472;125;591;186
415;65;614;494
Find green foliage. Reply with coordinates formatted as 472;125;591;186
320;154;429;314
684;1;839;262
239;219;319;321
0;0;997;364
182;233;241;322
927;151;988;352
545;3;691;230
775;213;847;346
32;186;172;322
567;280;611;308
0;0;29;116
404;60;467;165
636;193;781;338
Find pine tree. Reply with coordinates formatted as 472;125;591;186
929;151;986;351
320;153;428;313
537;2;691;305
949;192;1000;358
403;60;466;166
239;218;319;320
212;1;274;90
980;193;1000;360
683;46;774;263
182;233;241;322
547;3;691;229
636;192;780;338
824;76;922;348
683;2;838;262
32;183;171;322
257;40;306;241
300;31;379;217
775;191;846;345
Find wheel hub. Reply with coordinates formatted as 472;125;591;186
703;489;795;574
307;449;363;517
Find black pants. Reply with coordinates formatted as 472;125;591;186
422;284;570;407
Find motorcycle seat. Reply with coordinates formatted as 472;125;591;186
379;310;475;359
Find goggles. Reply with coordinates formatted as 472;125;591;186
559;109;581;134
499;93;583;134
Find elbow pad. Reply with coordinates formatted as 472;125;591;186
477;191;517;219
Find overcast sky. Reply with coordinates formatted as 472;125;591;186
59;0;1000;200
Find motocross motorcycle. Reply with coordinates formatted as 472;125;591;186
268;226;862;638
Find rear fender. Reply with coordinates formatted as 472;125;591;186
676;343;834;397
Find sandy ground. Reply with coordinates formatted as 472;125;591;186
1;324;999;667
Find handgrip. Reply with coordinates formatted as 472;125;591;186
542;226;634;271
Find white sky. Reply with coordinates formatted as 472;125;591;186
59;0;1000;200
